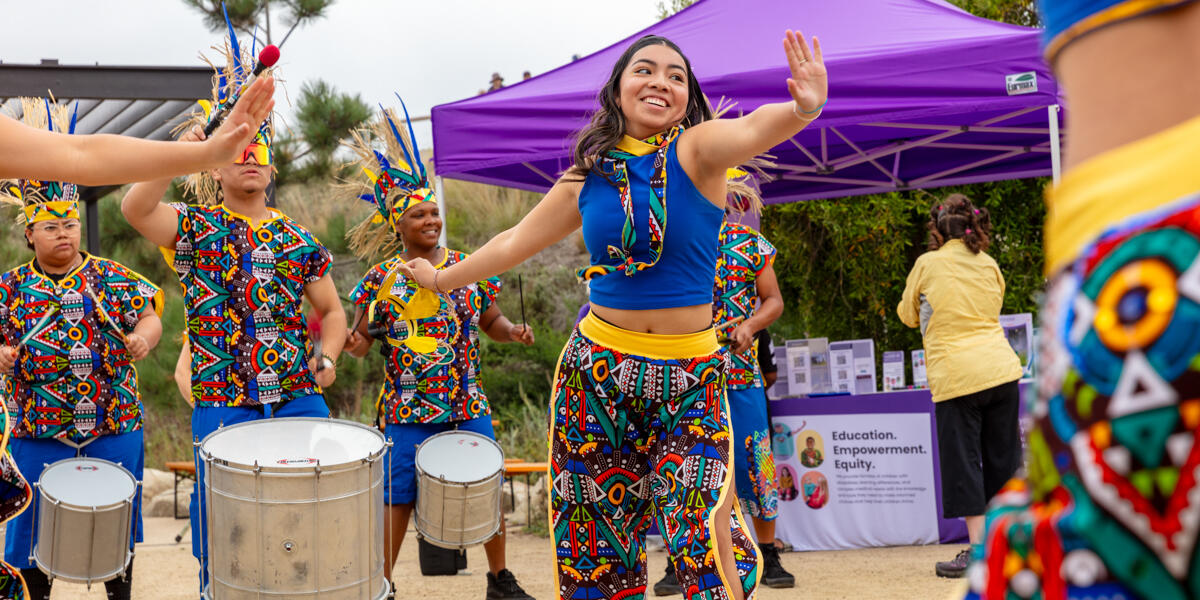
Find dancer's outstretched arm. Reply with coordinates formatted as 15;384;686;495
680;30;827;174
120;126;210;248
0;77;274;185
397;178;583;291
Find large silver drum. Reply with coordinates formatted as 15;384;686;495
414;430;504;549
34;457;137;585
199;418;388;600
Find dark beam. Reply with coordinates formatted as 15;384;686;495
0;64;212;101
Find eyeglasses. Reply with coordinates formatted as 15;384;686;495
33;221;81;235
234;143;273;166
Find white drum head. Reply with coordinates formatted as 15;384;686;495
201;418;386;468
39;458;136;507
415;431;503;483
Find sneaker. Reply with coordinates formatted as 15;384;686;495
935;548;971;578
487;569;535;600
652;562;681;596
759;544;795;588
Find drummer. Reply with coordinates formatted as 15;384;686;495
0;98;164;600
342;104;536;600
118;22;346;588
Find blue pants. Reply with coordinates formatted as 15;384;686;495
728;386;779;521
3;431;144;570
383;416;495;505
189;395;330;588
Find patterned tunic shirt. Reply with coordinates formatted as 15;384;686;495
713;222;777;389
351;250;501;424
0;255;162;440
167;204;332;408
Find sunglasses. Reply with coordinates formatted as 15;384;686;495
234;143;273;166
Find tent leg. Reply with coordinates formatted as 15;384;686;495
435;175;448;248
1048;104;1062;184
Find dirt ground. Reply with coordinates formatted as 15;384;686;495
34;517;969;600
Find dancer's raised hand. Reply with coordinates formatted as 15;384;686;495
784;30;827;115
206;76;276;164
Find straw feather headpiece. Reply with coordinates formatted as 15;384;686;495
1;97;82;225
342;97;435;261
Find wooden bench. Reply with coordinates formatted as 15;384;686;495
503;460;549;525
165;461;196;521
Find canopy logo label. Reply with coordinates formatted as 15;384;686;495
1006;72;1037;96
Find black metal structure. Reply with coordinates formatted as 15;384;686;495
1;60;212;253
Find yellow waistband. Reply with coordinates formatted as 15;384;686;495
578;312;720;360
1046;112;1200;275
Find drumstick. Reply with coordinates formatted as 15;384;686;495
517;275;527;336
83;283;127;343
715;316;744;332
16;308;58;349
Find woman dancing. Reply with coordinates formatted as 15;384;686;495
400;30;826;600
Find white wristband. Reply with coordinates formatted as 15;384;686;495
794;101;822;122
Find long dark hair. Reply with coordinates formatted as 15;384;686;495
927;193;993;254
569;35;713;179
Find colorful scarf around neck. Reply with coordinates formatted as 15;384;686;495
577;126;683;282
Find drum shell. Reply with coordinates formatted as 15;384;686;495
200;418;389;600
413;432;504;550
34;461;135;585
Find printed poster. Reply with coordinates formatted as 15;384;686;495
771;413;940;550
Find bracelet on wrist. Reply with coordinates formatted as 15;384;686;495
433;270;443;293
794;99;826;121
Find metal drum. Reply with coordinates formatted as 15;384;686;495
34;457;137;585
414;430;504;549
199;418;389;600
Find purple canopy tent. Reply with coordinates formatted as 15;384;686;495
431;0;1061;203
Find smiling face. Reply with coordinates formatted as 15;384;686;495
617;43;691;140
398;202;442;252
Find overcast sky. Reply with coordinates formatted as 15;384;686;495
1;0;662;143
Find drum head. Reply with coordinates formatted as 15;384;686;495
415;431;503;483
201;418;386;468
39;458;136;507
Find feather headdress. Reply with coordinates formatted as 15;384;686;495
342;96;435;261
178;3;276;206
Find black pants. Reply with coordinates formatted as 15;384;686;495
934;379;1022;518
22;559;133;600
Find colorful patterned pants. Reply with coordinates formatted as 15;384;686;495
550;314;760;600
0;410;31;600
967;196;1200;597
727;387;778;521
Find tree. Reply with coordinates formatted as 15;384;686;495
656;0;696;19
272;80;370;184
182;0;335;48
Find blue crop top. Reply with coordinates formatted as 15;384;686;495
578;140;724;310
1040;0;1196;61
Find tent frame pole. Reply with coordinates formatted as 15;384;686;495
435;175;448;248
1048;104;1062;184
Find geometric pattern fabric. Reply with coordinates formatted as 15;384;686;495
167;204;331;408
0;255;161;441
549;327;760;599
713;222;776;389
966;198;1200;599
350;249;501;424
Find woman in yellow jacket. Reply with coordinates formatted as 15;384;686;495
897;193;1023;580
